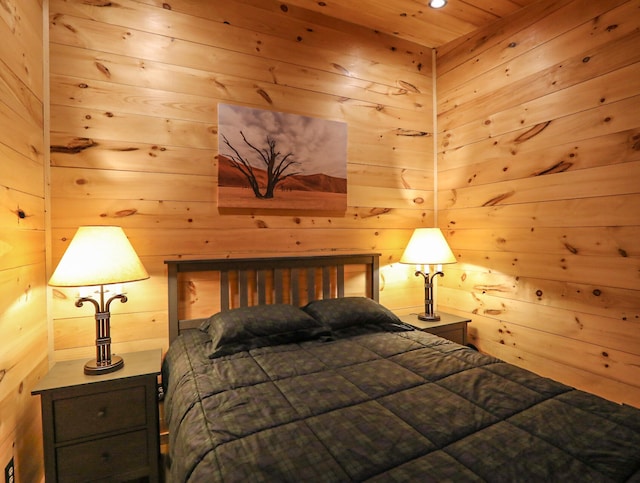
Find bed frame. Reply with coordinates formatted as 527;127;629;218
165;253;380;343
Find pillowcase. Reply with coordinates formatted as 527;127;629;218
302;297;401;330
201;304;330;358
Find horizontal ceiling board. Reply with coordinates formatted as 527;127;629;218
280;0;541;47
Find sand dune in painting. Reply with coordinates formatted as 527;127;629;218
218;155;347;194
218;155;347;210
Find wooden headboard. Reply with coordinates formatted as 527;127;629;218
165;253;380;343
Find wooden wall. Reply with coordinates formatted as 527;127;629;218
48;0;433;361
0;0;47;481
437;0;640;407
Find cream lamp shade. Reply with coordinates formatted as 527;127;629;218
49;226;149;375
400;228;456;266
49;226;149;287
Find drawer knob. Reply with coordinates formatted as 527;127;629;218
97;407;107;418
101;452;111;463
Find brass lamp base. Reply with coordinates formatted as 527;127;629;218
417;313;441;321
84;355;124;375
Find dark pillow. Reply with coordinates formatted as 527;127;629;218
302;297;401;330
201;304;330;358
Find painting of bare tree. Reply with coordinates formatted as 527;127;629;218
217;103;347;212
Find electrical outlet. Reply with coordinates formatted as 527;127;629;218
4;458;14;483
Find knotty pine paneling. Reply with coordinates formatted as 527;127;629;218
466;313;640;405
438;0;634;107
245;0;540;48
0;0;46;480
49;0;434;361
437;0;640;407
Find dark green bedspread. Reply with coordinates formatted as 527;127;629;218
162;327;640;482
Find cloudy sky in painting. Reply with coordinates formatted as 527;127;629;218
218;103;347;178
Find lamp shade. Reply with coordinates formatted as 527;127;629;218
400;228;456;265
49;226;149;287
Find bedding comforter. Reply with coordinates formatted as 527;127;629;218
162;301;640;482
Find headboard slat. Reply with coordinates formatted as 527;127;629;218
220;270;230;311
274;268;285;304
289;268;299;306
322;266;331;299
337;265;345;298
239;271;249;307
306;268;315;302
257;270;267;305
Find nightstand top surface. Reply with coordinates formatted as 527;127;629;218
396;311;471;329
32;348;162;394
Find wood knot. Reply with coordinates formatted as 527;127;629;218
482;191;514;206
114;209;137;217
51;137;97;154
366;207;391;218
256;88;273;104
95;62;111;78
397;80;420;93
534;160;572;176
331;63;350;75
514;121;551;143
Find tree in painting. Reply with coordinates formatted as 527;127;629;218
221;131;300;199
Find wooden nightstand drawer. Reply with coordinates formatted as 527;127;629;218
56;430;148;483
426;325;465;345
54;386;146;442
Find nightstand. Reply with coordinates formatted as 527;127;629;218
397;312;472;345
32;349;162;483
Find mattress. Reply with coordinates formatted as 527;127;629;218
162;298;640;482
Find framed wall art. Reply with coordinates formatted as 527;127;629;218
217;103;347;212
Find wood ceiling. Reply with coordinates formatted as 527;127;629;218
282;0;541;47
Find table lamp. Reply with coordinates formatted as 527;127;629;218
400;228;456;321
49;226;149;375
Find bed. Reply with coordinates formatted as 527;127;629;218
162;253;640;482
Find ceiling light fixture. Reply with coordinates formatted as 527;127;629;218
429;0;447;8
